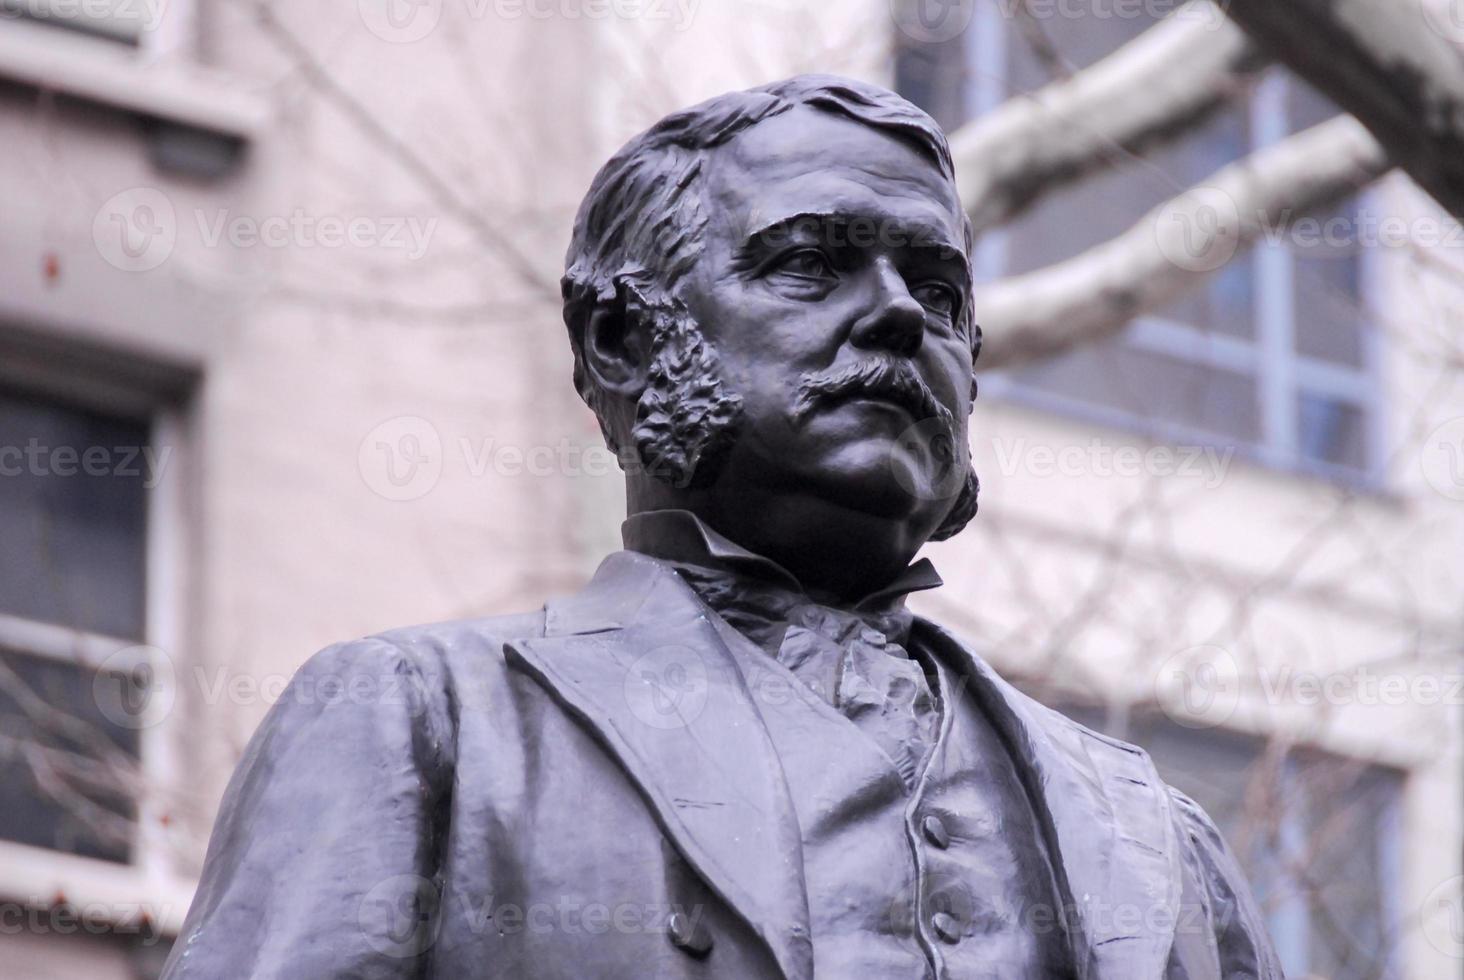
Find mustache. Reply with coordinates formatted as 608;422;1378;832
793;357;954;430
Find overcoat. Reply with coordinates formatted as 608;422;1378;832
162;550;1281;979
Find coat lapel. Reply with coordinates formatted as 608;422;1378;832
504;551;814;980
917;620;1183;980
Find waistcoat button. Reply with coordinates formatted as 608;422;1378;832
922;813;951;849
667;911;713;957
931;910;963;944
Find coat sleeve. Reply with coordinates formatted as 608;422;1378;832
162;637;457;980
1169;788;1286;980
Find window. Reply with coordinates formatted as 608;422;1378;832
1062;706;1403;980
895;4;1381;481
0;387;163;865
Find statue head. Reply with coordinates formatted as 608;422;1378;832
562;74;981;598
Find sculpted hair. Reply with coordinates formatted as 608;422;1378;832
561;73;975;450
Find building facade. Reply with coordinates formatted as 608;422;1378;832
0;1;1459;977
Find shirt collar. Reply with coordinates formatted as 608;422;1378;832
620;508;943;612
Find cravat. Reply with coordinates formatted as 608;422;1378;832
670;562;940;791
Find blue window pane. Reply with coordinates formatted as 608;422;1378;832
0;389;149;640
0;648;140;862
1297;393;1366;470
1013;336;1261;444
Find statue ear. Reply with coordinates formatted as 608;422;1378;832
581;286;653;399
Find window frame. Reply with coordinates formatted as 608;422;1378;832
0;383;194;937
952;7;1386;487
1057;702;1407;978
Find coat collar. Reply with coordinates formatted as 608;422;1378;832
506;551;814;980
621;508;944;612
509;551;1180;980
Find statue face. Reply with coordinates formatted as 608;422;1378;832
679;106;974;534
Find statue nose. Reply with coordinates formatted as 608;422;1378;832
850;262;925;358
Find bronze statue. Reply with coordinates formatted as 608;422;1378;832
163;75;1280;979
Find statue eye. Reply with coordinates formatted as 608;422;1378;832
912;281;959;319
772;248;836;281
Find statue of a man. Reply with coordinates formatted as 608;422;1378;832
164;76;1280;979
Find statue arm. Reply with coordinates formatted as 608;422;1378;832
1169;787;1286;980
162;637;457;979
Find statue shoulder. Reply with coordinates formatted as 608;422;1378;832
276;607;548;744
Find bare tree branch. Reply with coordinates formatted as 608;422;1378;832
228;0;561;300
950;2;1267;235
1219;0;1464;218
976;115;1389;370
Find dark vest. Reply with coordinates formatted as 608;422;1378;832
707;611;1075;978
